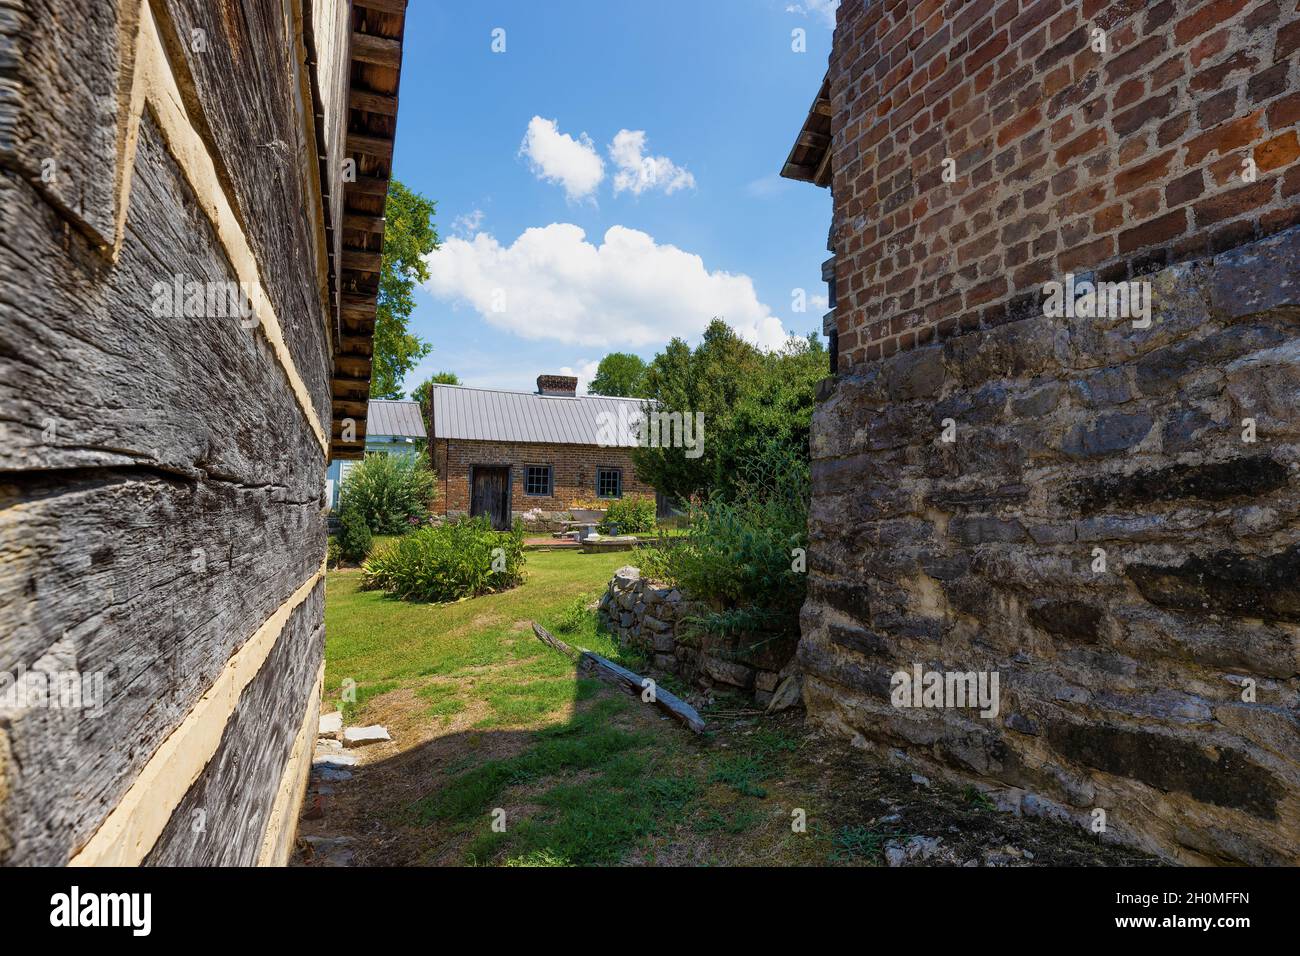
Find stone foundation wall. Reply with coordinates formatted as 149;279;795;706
597;567;801;708
800;227;1300;865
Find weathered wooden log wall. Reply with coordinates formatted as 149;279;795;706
0;0;405;865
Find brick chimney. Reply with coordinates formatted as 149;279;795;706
536;374;578;396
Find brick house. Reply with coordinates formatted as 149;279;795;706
785;0;1300;864
428;375;656;529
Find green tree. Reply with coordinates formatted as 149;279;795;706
370;180;438;400
410;370;460;409
633;320;825;505
588;352;649;397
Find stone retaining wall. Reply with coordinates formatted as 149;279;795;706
597;567;801;709
802;227;1300;866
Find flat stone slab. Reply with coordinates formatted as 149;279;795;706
343;725;391;748
318;711;342;736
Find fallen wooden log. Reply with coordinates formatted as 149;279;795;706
531;623;706;735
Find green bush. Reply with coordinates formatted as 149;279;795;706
338;507;373;564
659;443;809;637
361;516;526;602
598;496;657;535
327;538;341;569
339;452;437;534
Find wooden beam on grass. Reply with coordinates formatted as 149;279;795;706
531;623;706;734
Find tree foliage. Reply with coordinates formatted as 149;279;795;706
371;180;438;400
410;370;461;410
588;352;649;397
632;319;826;505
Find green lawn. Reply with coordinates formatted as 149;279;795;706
315;550;1154;868
320;549;816;866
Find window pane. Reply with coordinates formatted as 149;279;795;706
525;465;551;496
597;467;622;498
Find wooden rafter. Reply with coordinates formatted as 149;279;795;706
780;72;833;188
329;0;409;459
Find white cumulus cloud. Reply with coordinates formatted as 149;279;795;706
519;116;605;201
422;223;789;351
786;0;839;28
559;359;601;394
609;129;696;196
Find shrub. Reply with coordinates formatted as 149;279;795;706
598;496;656;534
662;443;809;637
326;538;341;569
361;516;526;602
338;507;373;564
339;452;436;534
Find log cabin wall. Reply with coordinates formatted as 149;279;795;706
0;0;406;865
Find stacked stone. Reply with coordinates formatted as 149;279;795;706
596;566;801;707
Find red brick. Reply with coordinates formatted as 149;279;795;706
1254;130;1300;170
1283;164;1300;197
1117;150;1177;194
1267;92;1300;130
1278;17;1300;60
1113;77;1145;110
1190;29;1229;68
1173;0;1252;45
1166;169;1206;206
965;277;1006;308
1058;235;1114;271
1092;202;1124;235
1054;126;1108;165
1193;178;1277;226
1183;110;1265;165
1118;209;1188;252
997;106;1043;146
1105;35;1168;82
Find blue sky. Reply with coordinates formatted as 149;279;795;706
393;0;836;394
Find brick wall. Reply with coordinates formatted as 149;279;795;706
830;0;1300;366
431;438;655;518
801;0;1300;865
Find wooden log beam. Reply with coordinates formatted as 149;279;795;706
344;212;386;234
332;399;368;418
349;89;398;115
341;292;377;316
797;129;830;150
338;334;374;355
355;0;408;15
334;354;372;378
345;131;394;161
351;32;402;69
531;623;706;734
332;374;371;394
347;175;391;197
342;248;382;272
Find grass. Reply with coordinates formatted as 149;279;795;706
322;547;792;866
314;548;1158;868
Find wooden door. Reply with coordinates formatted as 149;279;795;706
470;466;511;530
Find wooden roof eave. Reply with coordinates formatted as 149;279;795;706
328;0;409;460
780;72;832;188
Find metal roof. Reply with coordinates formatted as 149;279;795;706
430;384;648;446
366;400;427;439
